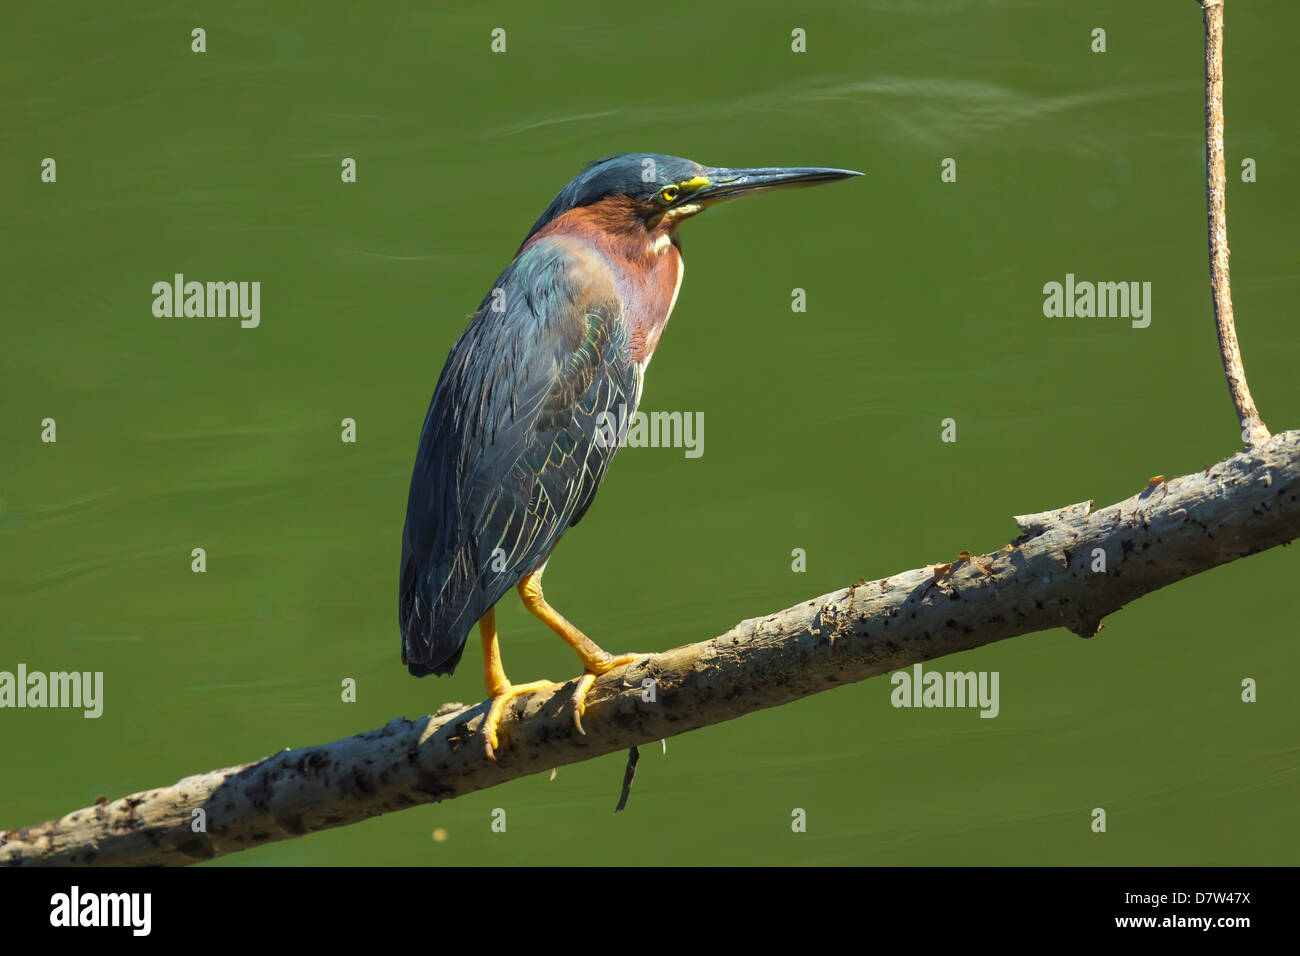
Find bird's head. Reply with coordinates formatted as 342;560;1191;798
522;152;862;246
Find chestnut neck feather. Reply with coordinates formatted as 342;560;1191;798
524;196;682;365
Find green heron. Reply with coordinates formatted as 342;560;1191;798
400;152;861;758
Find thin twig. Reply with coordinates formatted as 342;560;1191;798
614;746;640;812
1200;0;1268;444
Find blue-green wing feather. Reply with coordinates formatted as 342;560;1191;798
399;238;635;676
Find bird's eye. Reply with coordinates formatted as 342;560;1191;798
658;185;680;204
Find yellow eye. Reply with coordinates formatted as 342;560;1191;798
659;185;680;204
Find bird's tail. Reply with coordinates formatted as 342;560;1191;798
399;547;471;678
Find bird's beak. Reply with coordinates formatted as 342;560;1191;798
689;165;863;206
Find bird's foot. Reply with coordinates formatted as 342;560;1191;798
570;653;641;735
481;679;552;760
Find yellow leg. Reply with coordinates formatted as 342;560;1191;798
517;565;640;734
478;607;551;760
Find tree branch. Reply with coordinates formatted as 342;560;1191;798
1201;0;1269;443
4;430;1299;865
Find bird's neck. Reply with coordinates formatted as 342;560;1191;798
525;198;685;368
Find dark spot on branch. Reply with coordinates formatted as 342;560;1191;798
175;836;215;860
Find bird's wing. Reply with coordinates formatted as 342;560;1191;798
400;235;638;675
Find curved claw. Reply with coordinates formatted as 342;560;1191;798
479;680;552;760
568;653;642;736
570;673;597;735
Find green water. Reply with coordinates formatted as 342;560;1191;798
3;2;1297;865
